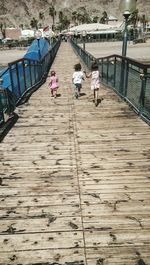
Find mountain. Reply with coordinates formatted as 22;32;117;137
0;0;149;29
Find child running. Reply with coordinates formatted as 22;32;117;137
49;70;59;98
72;63;84;99
84;61;100;106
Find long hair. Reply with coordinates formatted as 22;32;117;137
91;62;98;71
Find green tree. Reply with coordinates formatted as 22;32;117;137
59;11;63;23
39;12;45;27
30;17;38;30
100;11;108;24
76;9;91;24
71;11;78;25
138;14;148;32
128;9;139;40
0;22;6;38
92;16;99;23
19;24;24;30
129;9;139;28
61;16;70;30
77;13;83;24
49;4;56;28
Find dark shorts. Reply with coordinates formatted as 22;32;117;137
74;83;82;89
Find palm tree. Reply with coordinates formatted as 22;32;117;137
30;17;38;36
77;13;83;24
128;9;139;40
30;17;38;30
61;16;70;30
129;9;139;28
93;16;99;23
49;4;56;29
71;11;78;25
0;22;6;39
76;8;91;25
100;11;108;24
19;24;24;30
39;12;45;27
141;14;148;32
59;11;63;23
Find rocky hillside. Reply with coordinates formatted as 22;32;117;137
0;0;149;28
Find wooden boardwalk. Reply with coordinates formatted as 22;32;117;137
0;42;150;265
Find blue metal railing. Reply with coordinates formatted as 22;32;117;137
71;40;150;124
0;39;60;125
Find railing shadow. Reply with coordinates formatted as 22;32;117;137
0;112;18;142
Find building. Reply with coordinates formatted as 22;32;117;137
65;23;123;41
5;28;21;40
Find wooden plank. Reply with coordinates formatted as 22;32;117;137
86;246;150;265
0;248;85;265
0;194;79;208
83;215;150;230
0;216;82;234
0;231;84;252
82;201;150;216
0;205;81;219
84;230;150;247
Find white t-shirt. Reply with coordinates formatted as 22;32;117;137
72;71;84;84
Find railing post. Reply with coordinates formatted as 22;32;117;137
16;63;22;97
106;58;109;84
23;60;27;92
119;57;127;95
124;60;129;97
101;58;104;82
8;63;15;94
139;68;147;112
113;57;117;88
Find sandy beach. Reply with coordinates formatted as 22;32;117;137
0;39;150;67
0;48;27;66
80;39;150;63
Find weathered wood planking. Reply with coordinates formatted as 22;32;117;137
0;42;150;265
0;249;85;265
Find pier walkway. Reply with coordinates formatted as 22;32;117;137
0;42;150;265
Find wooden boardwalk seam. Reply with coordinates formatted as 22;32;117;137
0;42;150;265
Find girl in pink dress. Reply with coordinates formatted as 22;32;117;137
49;70;59;98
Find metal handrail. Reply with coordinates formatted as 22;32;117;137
0;39;61;125
71;39;150;124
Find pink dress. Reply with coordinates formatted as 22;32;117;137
49;76;59;91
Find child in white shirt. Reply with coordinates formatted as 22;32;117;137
72;63;84;99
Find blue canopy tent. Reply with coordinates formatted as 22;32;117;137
0;38;50;90
24;38;50;61
0;38;51;115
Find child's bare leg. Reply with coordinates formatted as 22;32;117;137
75;86;79;99
93;90;95;100
78;86;81;96
51;89;53;97
95;89;98;106
54;89;57;98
